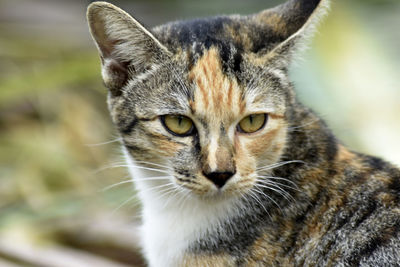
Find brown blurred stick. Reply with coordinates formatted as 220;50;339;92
0;238;135;267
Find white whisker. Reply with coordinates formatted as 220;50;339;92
256;160;305;171
257;175;299;189
247;189;268;214
103;176;172;192
252;187;284;214
155;186;178;203
139;182;175;196
95;164;171;175
177;188;192;211
93;164;129;174
101;177;133;192
162;186;183;209
115;182;176;215
254;182;293;202
288;118;320;132
132;176;172;182
248;190;273;221
257;180;299;197
85;138;122;147
133;160;174;170
129;165;172;174
112;194;139;215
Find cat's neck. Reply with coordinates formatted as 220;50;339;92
124;149;247;266
285;102;338;166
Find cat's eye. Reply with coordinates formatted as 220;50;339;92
237;114;267;134
161;115;195;136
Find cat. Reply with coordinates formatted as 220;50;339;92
87;0;400;266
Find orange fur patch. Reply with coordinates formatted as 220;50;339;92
247;129;279;156
337;145;355;162
151;133;182;156
255;11;288;36
189;47;243;118
246;231;287;265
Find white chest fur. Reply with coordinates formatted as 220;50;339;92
124;153;240;267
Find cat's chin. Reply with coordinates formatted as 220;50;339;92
189;190;244;204
176;178;254;202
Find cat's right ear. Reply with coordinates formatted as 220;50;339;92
87;2;170;96
249;0;329;67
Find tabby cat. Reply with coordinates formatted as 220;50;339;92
87;0;400;266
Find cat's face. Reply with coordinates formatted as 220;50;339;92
115;46;288;198
87;0;326;199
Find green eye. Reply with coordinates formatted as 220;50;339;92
161;115;195;136
237;114;267;133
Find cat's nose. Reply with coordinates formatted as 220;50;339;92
203;171;235;188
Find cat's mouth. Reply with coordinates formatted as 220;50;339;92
174;172;254;199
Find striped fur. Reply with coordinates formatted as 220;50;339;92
87;0;400;266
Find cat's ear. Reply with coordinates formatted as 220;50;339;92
250;0;329;65
87;2;170;96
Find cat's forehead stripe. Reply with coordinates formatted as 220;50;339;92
189;47;244;117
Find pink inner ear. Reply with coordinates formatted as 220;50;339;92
91;19;115;58
102;58;129;96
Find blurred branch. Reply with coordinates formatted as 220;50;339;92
0;239;134;267
0;214;145;267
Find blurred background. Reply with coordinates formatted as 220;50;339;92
0;0;399;266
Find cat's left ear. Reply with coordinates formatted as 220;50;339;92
251;0;329;65
87;2;170;96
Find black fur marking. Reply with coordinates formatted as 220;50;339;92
284;187;326;253
192;133;201;158
271;159;305;181
351;197;377;229
196;117;209;134
219;123;226;135
363;156;386;171
332;208;351;232
346;222;400;265
219;42;231;66
186;48;195;71
343;169;366;186
328;168;338;177
298;0;322;19
120;118;138;135
192;215;262;257
277;0;322;40
249;25;284;54
388;175;400;197
176;177;198;184
232;49;243;74
121;117;154;136
218;43;243;77
125;144;145;152
159;17;246;77
325;133;338;161
304;146;319;163
175;169;191;177
165;17;232;50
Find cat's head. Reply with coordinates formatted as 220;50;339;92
87;0;328;200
